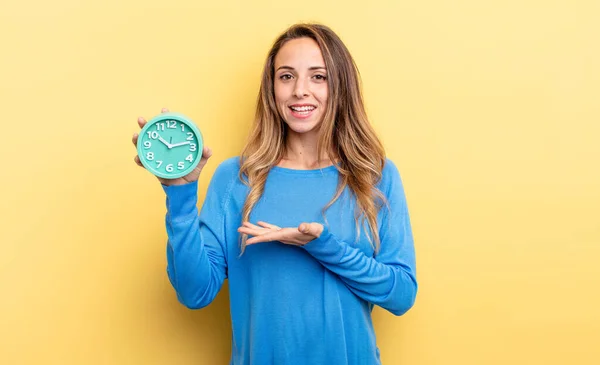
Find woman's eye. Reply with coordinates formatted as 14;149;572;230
280;74;292;80
314;74;327;80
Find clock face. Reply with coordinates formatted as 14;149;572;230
137;112;203;179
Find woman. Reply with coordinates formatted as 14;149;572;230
133;23;417;365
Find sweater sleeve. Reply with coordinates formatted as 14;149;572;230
301;161;418;316
162;165;231;310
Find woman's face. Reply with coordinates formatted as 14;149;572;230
273;37;329;135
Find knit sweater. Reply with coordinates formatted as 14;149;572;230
162;156;417;365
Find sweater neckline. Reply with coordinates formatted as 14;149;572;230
270;163;339;176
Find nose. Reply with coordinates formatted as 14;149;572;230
293;78;309;98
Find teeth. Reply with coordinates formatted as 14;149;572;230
290;106;315;112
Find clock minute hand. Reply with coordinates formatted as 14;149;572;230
171;141;191;148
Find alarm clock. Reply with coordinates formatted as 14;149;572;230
137;112;204;179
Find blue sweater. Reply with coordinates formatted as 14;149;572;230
162;157;417;365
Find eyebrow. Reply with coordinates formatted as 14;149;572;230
276;65;327;71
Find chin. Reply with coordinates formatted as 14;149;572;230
285;121;320;134
283;113;323;134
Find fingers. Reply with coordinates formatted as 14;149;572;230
202;146;213;159
197;147;213;170
257;221;281;230
138;107;167;128
242;221;262;230
133;131;142;167
242;221;281;232
135;116;145;148
134;109;167;169
237;227;264;242
239;222;324;246
238;222;281;242
245;230;282;245
137;116;146;129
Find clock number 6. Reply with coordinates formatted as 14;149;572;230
166;164;174;172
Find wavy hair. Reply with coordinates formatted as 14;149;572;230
238;23;388;255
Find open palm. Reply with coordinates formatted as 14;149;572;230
238;221;324;246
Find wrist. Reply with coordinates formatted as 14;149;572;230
159;178;198;186
162;181;199;219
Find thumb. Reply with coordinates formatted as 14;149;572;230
298;222;323;237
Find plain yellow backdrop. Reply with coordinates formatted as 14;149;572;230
1;0;599;364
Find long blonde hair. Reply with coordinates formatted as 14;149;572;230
238;23;388;255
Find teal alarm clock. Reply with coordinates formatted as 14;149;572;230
137;112;203;179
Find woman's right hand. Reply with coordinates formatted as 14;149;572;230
132;107;213;186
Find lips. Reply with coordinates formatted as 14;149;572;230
289;104;316;112
288;104;317;119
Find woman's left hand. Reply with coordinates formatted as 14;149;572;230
238;221;324;246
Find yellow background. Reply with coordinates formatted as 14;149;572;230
1;0;599;364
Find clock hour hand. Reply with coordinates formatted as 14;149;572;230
170;141;191;148
158;136;172;149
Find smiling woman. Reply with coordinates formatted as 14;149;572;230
272;37;329;135
132;22;417;365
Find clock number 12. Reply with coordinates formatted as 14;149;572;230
156;121;178;131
